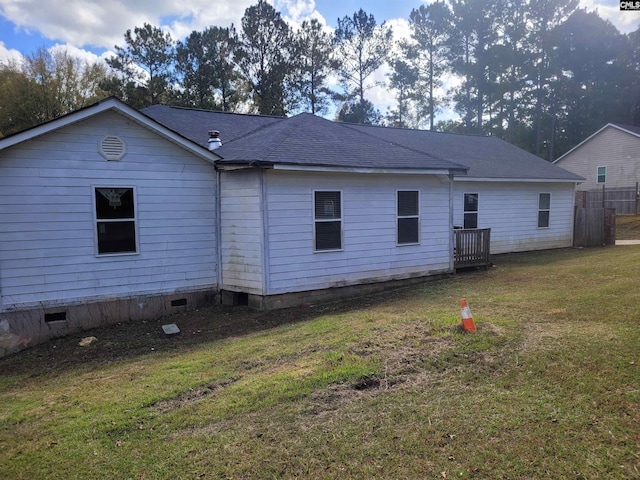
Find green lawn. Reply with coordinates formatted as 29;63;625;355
1;246;639;479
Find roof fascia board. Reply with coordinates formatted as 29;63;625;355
454;176;583;183
272;164;460;175
0;98;222;163
553;123;639;164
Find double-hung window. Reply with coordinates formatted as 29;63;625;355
597;166;606;184
538;193;551;228
397;190;419;245
94;187;138;255
314;191;342;251
463;193;478;229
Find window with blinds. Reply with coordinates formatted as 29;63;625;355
463;193;478;229
538;193;551;228
397;190;419;244
314;191;342;251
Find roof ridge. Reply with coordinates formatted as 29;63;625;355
345;121;488;138
146;104;286;120
216;113;307;161
339;122;456;166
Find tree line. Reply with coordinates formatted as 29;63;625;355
1;0;638;160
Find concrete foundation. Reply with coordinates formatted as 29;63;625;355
0;289;219;357
222;271;453;311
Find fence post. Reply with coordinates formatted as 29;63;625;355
602;184;605;209
636;182;639;216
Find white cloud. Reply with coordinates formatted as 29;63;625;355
0;0;258;51
275;0;316;23
0;41;24;66
581;0;640;33
49;43;109;65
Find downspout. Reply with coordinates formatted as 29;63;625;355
216;170;223;297
571;181;578;248
260;169;270;297
449;172;455;273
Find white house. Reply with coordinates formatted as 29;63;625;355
210;113;467;309
0;99;221;355
553;123;640;191
0;98;582;355
334;124;583;255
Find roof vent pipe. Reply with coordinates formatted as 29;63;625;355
208;130;222;151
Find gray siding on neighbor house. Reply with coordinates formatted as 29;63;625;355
264;170;453;294
555;127;640;190
0;111;219;309
453;182;576;254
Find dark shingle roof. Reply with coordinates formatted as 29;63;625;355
141;104;284;148
215;112;466;172
141;104;582;181
346;123;582;181
611;123;640;136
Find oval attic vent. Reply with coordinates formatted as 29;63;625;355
99;135;126;161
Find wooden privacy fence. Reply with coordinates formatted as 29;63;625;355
454;228;491;269
576;184;639;216
574;207;616;247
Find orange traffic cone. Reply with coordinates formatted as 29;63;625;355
460;298;477;332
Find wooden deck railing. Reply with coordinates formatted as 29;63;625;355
454;228;491;269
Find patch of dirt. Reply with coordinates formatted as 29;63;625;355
0;288;418;378
305;321;508;416
154;378;240;413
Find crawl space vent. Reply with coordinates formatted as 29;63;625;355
99;135;126;161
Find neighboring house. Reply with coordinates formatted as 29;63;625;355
554;123;640;191
0;98;581;355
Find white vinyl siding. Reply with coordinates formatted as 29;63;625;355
264;171;452;295
0;111;218;309
220;170;264;295
454;182;574;254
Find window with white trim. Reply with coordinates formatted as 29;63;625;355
463;193;478;229
538;193;551;228
397;190;419;245
314;191;342;251
94;187;138;255
597;166;606;184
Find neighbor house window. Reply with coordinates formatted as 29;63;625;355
94;187;138;255
314;191;342;251
397;190;419;245
597;166;606;184
538;193;551;228
463;193;478;229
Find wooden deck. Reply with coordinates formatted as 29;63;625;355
454;228;491;270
